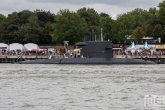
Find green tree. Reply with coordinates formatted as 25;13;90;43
16;14;43;43
113;22;127;43
40;22;53;44
144;7;162;39
0;12;20;44
113;13;135;43
153;24;164;38
117;13;135;33
132;26;145;39
99;16;114;41
158;0;165;42
99;12;110;17
0;14;6;22
15;10;55;44
148;7;158;19
51;9;87;45
129;8;150;29
77;7;100;32
158;0;165;24
145;24;154;37
34;10;55;44
17;10;34;24
35;9;55;23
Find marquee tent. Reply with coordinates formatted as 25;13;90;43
129;41;136;49
142;42;150;49
24;43;40;51
127;41;137;54
9;43;23;51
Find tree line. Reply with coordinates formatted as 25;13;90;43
0;0;165;45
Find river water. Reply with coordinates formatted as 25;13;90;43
0;64;165;110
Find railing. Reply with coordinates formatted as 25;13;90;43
114;55;165;59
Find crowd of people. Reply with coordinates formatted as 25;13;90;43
63;49;83;58
1;48;165;57
113;49;165;56
0;49;61;56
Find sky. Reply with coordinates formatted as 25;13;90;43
0;0;163;19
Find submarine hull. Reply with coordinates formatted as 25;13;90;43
17;58;155;64
17;40;155;64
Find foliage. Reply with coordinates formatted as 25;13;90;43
113;13;135;43
99;16;114;41
132;26;145;39
0;10;54;44
153;24;164;38
0;0;165;44
16;14;43;43
158;0;165;42
0;14;6;22
99;12;110;17
158;0;165;24
0;13;20;43
51;9;87;45
77;7;100;37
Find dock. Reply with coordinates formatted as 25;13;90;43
114;55;165;64
0;55;62;63
0;55;165;64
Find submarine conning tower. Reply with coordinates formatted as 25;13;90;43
75;32;113;58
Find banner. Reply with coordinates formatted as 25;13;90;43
156;45;165;49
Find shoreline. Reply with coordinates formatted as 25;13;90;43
0;55;165;64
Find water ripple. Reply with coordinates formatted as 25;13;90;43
0;64;165;110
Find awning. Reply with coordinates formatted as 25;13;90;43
74;48;81;51
156;45;165;49
31;48;39;51
0;46;7;49
25;49;38;51
39;49;47;51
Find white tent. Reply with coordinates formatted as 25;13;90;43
24;43;40;51
9;43;23;51
142;42;150;49
127;41;137;54
0;43;8;50
129;41;136;49
136;45;155;49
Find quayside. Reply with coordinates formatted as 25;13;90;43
17;32;155;64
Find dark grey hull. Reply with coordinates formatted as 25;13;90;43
17;58;155;64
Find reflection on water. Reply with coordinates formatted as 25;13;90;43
0;64;165;110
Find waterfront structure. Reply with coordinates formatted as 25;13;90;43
16;32;155;64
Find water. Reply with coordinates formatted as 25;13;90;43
0;64;165;110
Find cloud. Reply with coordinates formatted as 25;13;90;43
0;0;162;19
26;0;161;8
85;4;135;19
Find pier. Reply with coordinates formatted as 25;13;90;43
0;55;165;64
0;55;62;63
114;55;165;64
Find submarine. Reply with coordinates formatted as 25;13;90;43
17;32;155;64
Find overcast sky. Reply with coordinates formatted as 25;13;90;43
0;0;163;19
